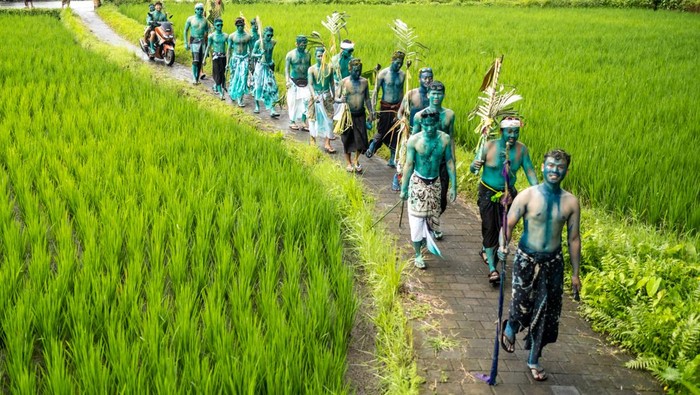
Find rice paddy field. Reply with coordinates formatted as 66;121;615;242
0;13;358;392
120;3;700;233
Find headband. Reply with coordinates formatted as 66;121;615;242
340;41;355;50
500;119;521;128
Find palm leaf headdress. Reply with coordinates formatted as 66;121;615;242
469;56;522;173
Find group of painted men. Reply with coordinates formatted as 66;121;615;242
162;3;582;382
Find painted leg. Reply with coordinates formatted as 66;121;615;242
192;64;199;84
365;139;377;158
413;240;426;269
387;148;396;168
254;100;260;114
391;173;400;192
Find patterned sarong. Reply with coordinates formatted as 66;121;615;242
408;172;441;232
252;61;278;109
508;245;564;361
308;91;334;139
228;53;249;100
189;38;205;64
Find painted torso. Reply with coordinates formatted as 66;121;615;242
518;185;576;253
341;77;369;113
229;31;251;56
376;68;406;105
409;131;451;179
185;15;208;39
286;49;311;79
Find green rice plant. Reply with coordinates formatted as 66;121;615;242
117;3;700;234
0;11;366;393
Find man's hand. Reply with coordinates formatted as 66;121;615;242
400;190;408;200
185;43;190;51
449;187;457;202
571;275;582;296
470;160;484;173
497;246;508;261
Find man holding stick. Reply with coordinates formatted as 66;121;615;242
469;117;538;284
498;149;581;382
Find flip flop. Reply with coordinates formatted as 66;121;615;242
289;124;300;131
414;255;426;269
270;112;280;118
480;249;488;265
488;270;500;285
325;147;337;154
500;319;515;353
346;165;354;172
354;164;363;173
528;365;547;381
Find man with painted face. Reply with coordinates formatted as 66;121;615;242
413;81;455;235
498;149;581;382
337;58;374;172
400;109;457;269
227;17;251;107
332;40;355;86
394;67;433;191
285;35;311;131
308;47;336;153
145;2;168;55
206;18;228;100
366;51;406;167
470;117;539;285
251;26;279;117
184;3;210;85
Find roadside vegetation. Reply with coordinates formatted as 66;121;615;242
0;11;422;393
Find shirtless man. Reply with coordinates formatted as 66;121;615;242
499;149;581;383
183;3;210;85
285;35;311;131
336;59;374;173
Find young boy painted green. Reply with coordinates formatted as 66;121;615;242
469;117;538;284
498;149;581;382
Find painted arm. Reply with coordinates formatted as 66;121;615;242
567;198;582;292
371;72;383;111
445;136;457;202
183;18;191;50
364;83;374;122
400;138;416;200
447;116;456;164
469;140;488;174
521;146;539;186
284;54;292;87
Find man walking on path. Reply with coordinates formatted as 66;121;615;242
206;18;228;100
469;117;538;284
413;81;455;237
400;109;457;269
285;35;311;131
366;51;406;168
336;58;374;173
498;148;581;382
183;3;209;85
308;47;336;153
227;17;251;107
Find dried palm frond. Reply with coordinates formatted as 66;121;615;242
391;19;428;92
205;0;224;26
468;56;523;172
333;103;353;136
307;12;350;81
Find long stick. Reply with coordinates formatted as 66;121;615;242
370;199;403;229
398;199;405;228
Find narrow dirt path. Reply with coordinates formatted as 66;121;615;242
6;3;664;394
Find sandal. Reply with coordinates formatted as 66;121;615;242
488;270;500;285
528;364;547;381
346;164;354;172
325;147;337;154
500;320;515;353
289;124;300;131
480;249;488;265
354;164;363;173
414;255;426;269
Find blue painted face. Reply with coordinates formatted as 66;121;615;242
421;116;438;136
542;157;568;185
428;89;444;107
419;71;433;89
194;7;204;16
350;64;362;79
501;127;520;145
390;58;403;72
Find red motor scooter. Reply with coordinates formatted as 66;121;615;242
139;20;176;66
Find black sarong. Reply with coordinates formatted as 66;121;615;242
212;54;226;86
370;101;401;150
439;161;448;214
477;181;517;248
507;245;564;361
341;112;368;154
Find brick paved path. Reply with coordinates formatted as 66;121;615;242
9;3;664;393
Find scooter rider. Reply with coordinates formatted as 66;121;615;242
145;2;168;55
184;3;210;85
